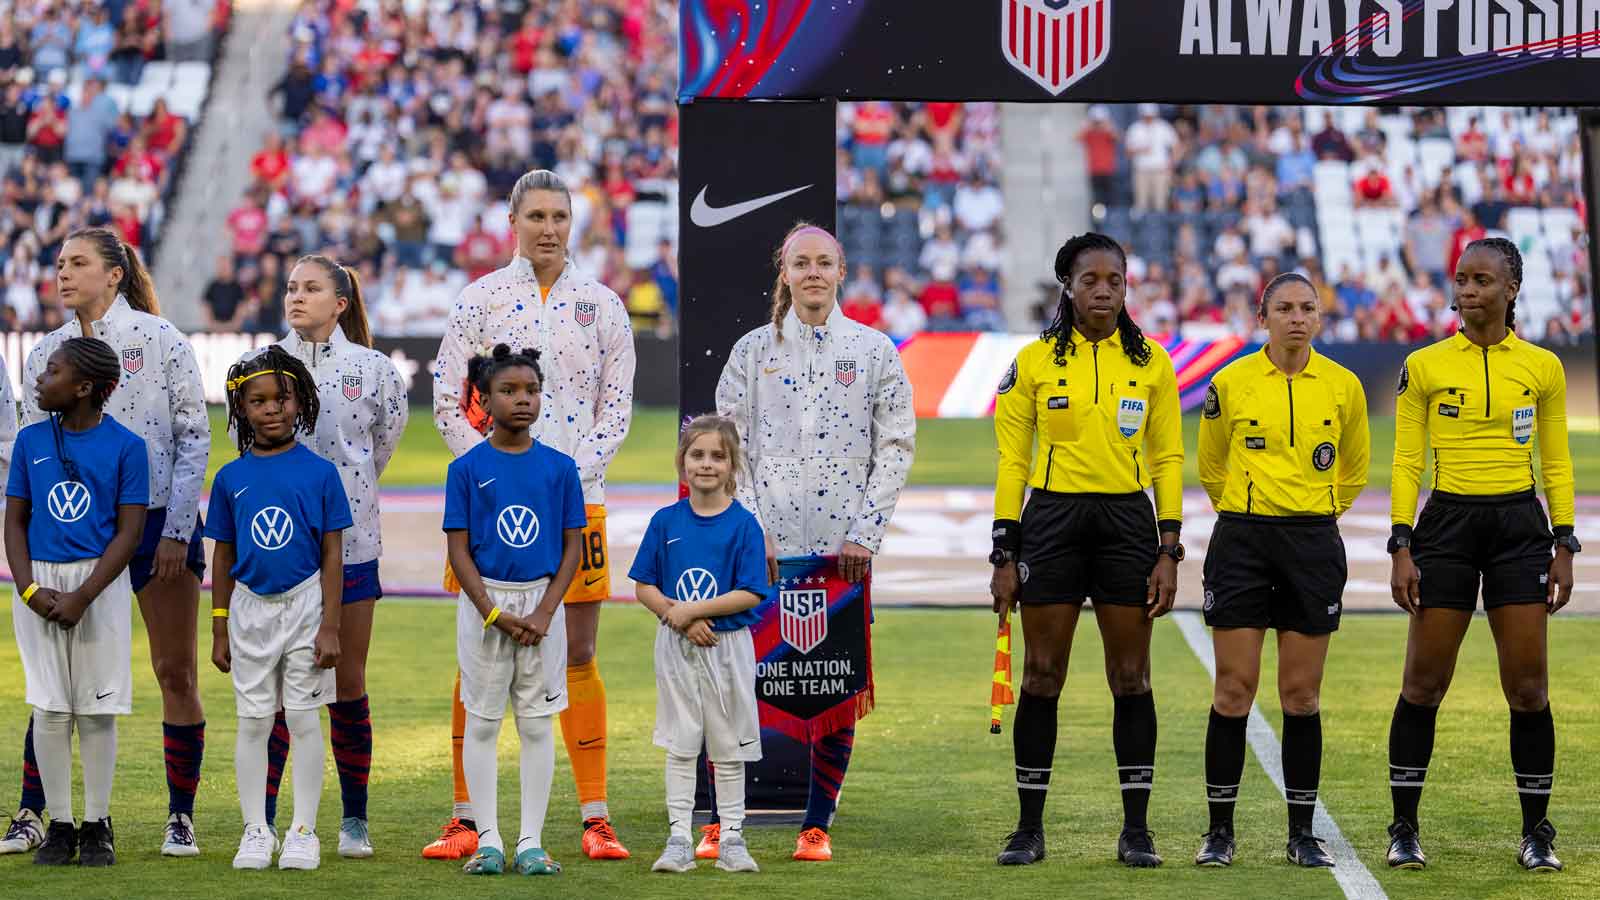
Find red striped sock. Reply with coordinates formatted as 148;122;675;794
804;726;856;831
162;721;205;817
19;717;44;815
329;696;372;821
264;711;290;826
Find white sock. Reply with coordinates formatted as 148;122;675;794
462;713;502;853
712;760;746;836
32;709;74;825
453;802;473;820
236;715;273;826
665;754;697;841
77;715;117;822
284;708;324;832
515;715;554;850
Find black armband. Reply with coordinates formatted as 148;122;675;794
992;519;1021;554
1554;524;1574;539
1157;519;1183;538
1390;523;1414;541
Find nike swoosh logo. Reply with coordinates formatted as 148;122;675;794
478;478;496;489
545;693;562;703
31;456;50;465
96;690;114;700
584;574;605;587
738;738;758;747
762;367;783;375
666;538;681;545
689;184;812;229
234;487;249;499
578;737;603;747
310;690;323;698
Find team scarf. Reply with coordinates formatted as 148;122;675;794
753;555;876;743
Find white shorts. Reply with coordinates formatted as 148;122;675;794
13;559;133;715
229;572;335;719
457;578;568;722
653;625;761;763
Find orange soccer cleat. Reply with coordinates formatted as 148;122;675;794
794;827;833;861
581;818;631;860
695;823;720;860
420;818;478;860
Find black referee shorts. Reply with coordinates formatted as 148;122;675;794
1201;513;1346;635
1413;489;1553;610
1018;490;1157;606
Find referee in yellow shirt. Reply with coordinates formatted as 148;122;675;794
990;233;1184;869
1193;273;1370;869
1384;238;1577;873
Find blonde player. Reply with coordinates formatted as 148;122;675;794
633;416;767;874
445;346;584;877
207;347;350;871
5;338;148;866
428;169;635;861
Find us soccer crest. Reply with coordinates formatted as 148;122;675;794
122;347;143;374
835;360;857;387
574;301;597;327
1001;0;1111;96
342;374;363;401
780;587;829;655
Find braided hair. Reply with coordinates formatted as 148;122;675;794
467;345;544;424
1462;236;1522;329
1041;232;1152;368
47;337;122;484
224;345;319;455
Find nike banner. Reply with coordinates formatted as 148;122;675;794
680;0;1600;106
678;100;837;421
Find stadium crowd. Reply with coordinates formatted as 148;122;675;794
209;0;679;340
0;0;227;332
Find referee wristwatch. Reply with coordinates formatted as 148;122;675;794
989;548;1016;567
1386;535;1411;554
1156;542;1185;563
1555;534;1582;555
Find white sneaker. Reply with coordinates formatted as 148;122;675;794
232;824;275;870
278;825;321;870
716;830;760;873
161;812;200;857
651;835;696;872
0;809;45;854
338;817;373;859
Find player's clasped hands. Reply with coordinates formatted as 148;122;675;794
491;610;538;647
662;601;718;647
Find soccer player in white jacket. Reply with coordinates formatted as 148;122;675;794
713;223;916;861
4;228;211;859
252;254;408;858
427;169;636;861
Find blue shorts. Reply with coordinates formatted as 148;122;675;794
343;559;382;605
129;507;206;594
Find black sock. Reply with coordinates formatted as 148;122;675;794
1282;712;1322;833
1388;696;1438;829
1112;691;1157;831
1509;705;1554;835
1204;707;1247;830
1013;690;1059;831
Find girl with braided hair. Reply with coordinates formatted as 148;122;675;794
1383;236;1577;873
207;345;351;871
5;336;150;867
990;232;1184;868
3;228;211;860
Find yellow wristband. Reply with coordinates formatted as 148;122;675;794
212;608;229;619
483;606;502;630
21;583;39;602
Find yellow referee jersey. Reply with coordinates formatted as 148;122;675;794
1198;347;1370;517
994;329;1183;526
1392;329;1574;528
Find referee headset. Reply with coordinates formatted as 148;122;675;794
1448;237;1522;328
44;337;123;485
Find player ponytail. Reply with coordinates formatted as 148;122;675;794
1043;232;1150;368
66;227;160;315
770;222;845;343
1464;236;1523;329
676;414;744;497
47;337;123;484
297;254;374;347
224;345;319;454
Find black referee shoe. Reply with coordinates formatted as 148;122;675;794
1117;827;1162;868
78;817;115;867
1193;826;1235;867
996;828;1046;866
1386;820;1426;869
1286;828;1334;868
33;821;77;866
1519;819;1562;872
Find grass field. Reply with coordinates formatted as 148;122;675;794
0;599;1595;898
206;407;1600;491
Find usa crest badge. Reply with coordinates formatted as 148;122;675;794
343;374;363;401
780;587;829;655
574;301;597;327
835;360;857;387
1001;0;1111;96
121;347;143;374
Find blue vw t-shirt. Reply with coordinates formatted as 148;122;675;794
628;499;770;632
6;416;149;563
205;444;353;595
442;440;586;583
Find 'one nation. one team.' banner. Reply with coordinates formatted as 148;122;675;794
680;0;1600;105
753;556;876;743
